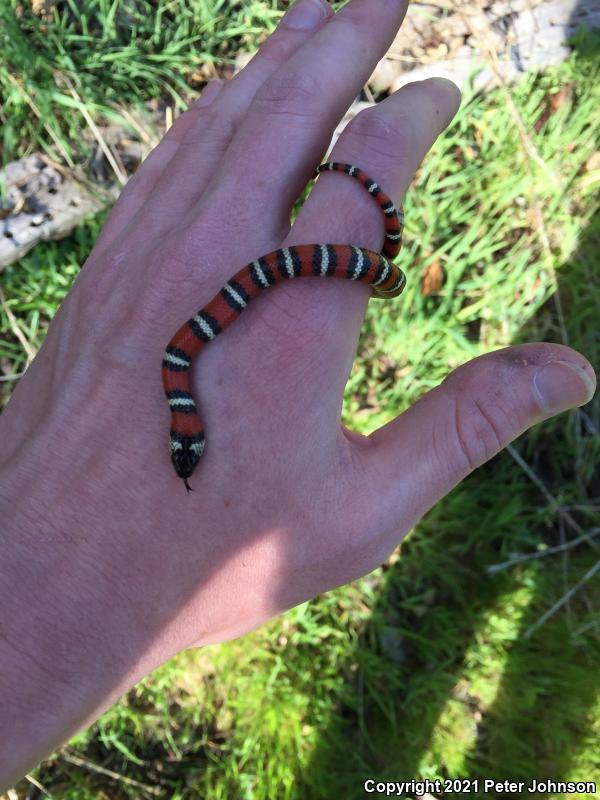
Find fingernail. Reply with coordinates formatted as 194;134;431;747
194;79;223;107
283;0;329;29
533;360;596;413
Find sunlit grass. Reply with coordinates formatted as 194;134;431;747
1;4;599;798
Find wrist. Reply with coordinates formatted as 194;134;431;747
0;432;174;788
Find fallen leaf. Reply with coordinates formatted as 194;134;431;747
421;258;444;295
534;85;573;133
585;152;600;172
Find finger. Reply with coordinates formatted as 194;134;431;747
181;0;409;248
91;78;224;259
291;76;460;256
360;343;596;545
270;79;460;435
92;0;334;259
91;0;332;259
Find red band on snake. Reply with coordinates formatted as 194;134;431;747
162;162;406;491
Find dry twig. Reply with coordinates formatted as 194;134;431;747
0;286;37;364
24;773;51;796
56;72;128;186
61;751;163;796
487;527;600;575
506;444;600;553
524;559;600;639
111;102;155;145
0;371;25;382
5;73;75;169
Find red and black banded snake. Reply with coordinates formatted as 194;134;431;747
162;162;406;491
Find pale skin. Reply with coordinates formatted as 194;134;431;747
0;0;596;789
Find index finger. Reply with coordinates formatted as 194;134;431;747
186;0;409;237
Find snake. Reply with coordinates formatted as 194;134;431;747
162;161;406;491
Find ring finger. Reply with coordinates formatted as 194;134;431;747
277;77;462;433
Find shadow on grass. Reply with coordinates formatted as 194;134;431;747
294;66;600;800
459;209;600;789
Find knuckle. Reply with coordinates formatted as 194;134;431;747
162;106;197;144
452;395;506;473
253;69;323;120
257;32;297;64
178;107;237;150
345;107;415;161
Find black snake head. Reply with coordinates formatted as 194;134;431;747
169;433;205;487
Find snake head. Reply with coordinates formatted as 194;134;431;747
169;433;205;481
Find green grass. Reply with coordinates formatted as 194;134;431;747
0;0;285;166
1;3;600;798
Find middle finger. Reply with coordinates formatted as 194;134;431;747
182;0;409;250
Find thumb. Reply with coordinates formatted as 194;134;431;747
359;343;596;533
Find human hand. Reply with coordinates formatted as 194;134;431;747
0;0;596;782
